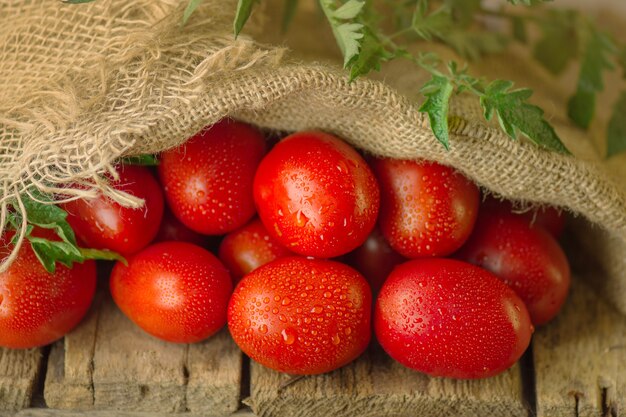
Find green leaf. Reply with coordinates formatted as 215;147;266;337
419;75;454;149
533;11;579;75
480;80;570;154
568;29;616;129
234;0;256;38
444;0;481;26
411;2;452;41
442;31;507;61
183;0;204;25
347;27;394;80
320;0;365;67
19;193;78;247
511;16;527;43
28;238;83;273
607;91;626;158
79;248;127;265
121;154;159;166
281;0;299;33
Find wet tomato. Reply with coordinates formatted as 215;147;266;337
375;258;532;379
371;159;479;259
482;196;565;238
110;242;232;343
253;131;380;258
228;257;372;375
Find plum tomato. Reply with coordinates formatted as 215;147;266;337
482;196;565;238
371;159;479;259
110;242;232;343
63;165;164;256
228;257;372;375
344;228;406;293
253;131;380;258
158;119;266;235
374;258;532;379
154;207;209;247
219;218;294;284
456;212;571;326
0;230;96;349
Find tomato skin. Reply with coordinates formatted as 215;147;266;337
371;159;479;259
158;119;266;235
0;231;96;349
64;165;164;256
482;197;565;238
344;228;406;293
374;258;532;379
253;131;380;258
456;212;571;325
110;242;232;343
219;218;294;284
228;257;372;375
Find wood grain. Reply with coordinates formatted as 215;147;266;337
13;408;256;417
533;276;626;417
0;348;42;412
249;343;528;417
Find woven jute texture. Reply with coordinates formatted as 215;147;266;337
1;0;625;312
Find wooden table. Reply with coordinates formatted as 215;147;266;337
1;265;625;417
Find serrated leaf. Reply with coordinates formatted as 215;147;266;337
347;27;393;80
19;193;78;247
607;92;626;158
234;0;256;38
79;248;127;265
333;0;364;19
281;0;299;33
568;29;616;129
511;16;527;43
121;154;159;166
411;3;452;41
320;0;366;67
183;0;204;25
419;75;454;149
533;11;578;75
29;238;83;273
480;80;570;154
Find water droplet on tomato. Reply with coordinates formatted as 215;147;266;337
331;334;341;345
344;327;352;335
311;305;323;314
258;324;268;334
281;297;291;306
323;291;332;298
281;329;295;345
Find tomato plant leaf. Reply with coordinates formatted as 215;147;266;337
234;0;257;38
607;91;626;158
511;16;527;43
183;0;204;25
533;10;579;75
121;154;159;166
79;248;127;265
348;27;394;80
567;29;616;129
481;80;570;154
320;0;366;67
20;193;79;247
419;75;454;149
281;0;299;33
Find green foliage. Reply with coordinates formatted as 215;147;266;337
419;75;454;149
183;0;204;25
234;0;257;38
607;92;626;158
121;154;159;166
533;10;579;75
320;0;366;67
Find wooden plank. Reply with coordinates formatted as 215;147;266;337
14;408;256;417
533;276;626;417
0;348;42;412
249;343;528;417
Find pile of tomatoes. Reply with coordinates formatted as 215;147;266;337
0;120;570;380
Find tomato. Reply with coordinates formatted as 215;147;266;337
228;257;372;375
158;119;266;235
375;258;532;379
219;218;294;284
253;131;380;258
371;159;479;259
482;196;565;238
0;230;96;349
110;242;232;343
344;228;406;293
456;212;570;325
64;165;164;256
154;208;209;247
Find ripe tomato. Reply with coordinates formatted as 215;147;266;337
371;159;479;259
110;242;232;343
375;258;532;379
344;228;406;293
228;257;372;375
253;131;380;258
154;208;209;247
158;119;266;235
64;165;164;256
456;212;571;325
0;230;96;349
219;218;294;284
482;196;565;238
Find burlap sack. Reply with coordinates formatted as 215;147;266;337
1;0;625;313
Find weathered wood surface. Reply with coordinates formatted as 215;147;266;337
0;348;42;412
249;343;528;417
533;276;626;417
44;291;241;415
13;408;256;417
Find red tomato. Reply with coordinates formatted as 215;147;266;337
219;218;294;284
456;212;571;325
344;228;406;293
228;257;372;375
158;119;266;235
0;231;96;349
154;208;209;247
372;159;479;259
375;258;532;379
482;196;565;237
64;165;164;256
253;131;380;258
110;242;232;343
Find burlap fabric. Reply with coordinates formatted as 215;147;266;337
1;0;625;313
